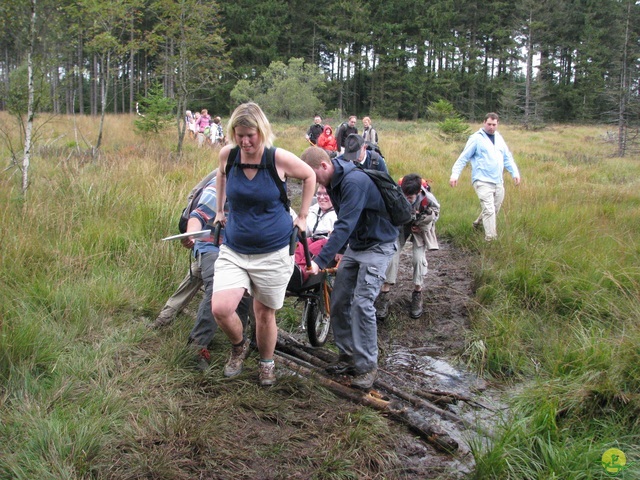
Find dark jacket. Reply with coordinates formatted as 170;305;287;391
336;122;358;149
307;123;324;145
314;159;398;269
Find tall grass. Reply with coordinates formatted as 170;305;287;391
1;112;639;478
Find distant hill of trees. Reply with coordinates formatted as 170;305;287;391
1;0;638;125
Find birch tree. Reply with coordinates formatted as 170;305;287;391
21;0;36;194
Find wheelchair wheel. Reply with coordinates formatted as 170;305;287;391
303;298;330;347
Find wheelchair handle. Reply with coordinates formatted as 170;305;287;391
299;230;313;269
212;221;222;247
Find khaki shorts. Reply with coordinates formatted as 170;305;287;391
212;244;294;310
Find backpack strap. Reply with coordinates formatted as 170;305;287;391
370;151;380;168
264;147;291;210
224;146;289;210
224;146;241;177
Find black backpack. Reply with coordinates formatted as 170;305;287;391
178;170;217;233
353;165;414;226
177;146;288;233
365;141;383;157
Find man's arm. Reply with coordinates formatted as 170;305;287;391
313;180;367;269
499;135;521;185
449;134;477;186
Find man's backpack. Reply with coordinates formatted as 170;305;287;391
178;170;217;233
364;141;384;168
224;145;290;210
365;141;383;158
355;166;414;226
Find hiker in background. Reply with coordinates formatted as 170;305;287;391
185;110;196;139
305;115;324;145
196;108;211;134
211;102;315;387
150;168;219;329
212;116;225;146
335;115;357;154
301;146;398;390
180;175;253;370
316;125;338;156
375;174;440;321
362;116;378;146
449;112;520;241
342;134;388;173
150;171;252;371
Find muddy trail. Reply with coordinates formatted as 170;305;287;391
278;240;507;479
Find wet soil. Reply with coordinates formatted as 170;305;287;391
283;240;506;479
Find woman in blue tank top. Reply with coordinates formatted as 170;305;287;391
211;102;316;387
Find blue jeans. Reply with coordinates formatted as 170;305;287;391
330;241;397;373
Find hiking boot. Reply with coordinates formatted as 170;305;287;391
259;360;276;386
325;354;355;375
472;220;483;231
223;338;250;377
351;368;378;390
195;347;211;372
148;309;176;329
375;292;390;321
409;291;423;319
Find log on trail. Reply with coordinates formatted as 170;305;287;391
277;331;336;364
374;378;467;427
274;351;459;453
415;388;497;412
274;353;398;411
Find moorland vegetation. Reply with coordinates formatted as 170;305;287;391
1;113;639;478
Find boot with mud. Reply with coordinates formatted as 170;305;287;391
194;347;211;372
224;337;250;377
350;368;378;390
149;307;176;329
410;290;423;319
375;291;390;321
259;360;276;386
325;354;355;375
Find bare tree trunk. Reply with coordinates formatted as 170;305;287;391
51;65;59;114
2;47;9;110
22;0;37;194
66;58;73;114
91;54;95;115
78;33;84;114
95;52;110;152
617;1;631;157
129;17;135;114
524;10;533;128
337;49;344;117
121;70;125;113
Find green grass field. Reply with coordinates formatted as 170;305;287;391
1;112;639;479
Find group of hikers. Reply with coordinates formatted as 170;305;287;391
307;114;379;157
154;103;521;390
185;108;226;147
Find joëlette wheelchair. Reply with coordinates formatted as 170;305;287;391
286;230;337;347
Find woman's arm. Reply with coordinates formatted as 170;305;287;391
215;145;234;225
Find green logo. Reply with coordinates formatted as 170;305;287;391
601;448;629;477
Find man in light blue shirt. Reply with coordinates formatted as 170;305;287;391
449;112;521;241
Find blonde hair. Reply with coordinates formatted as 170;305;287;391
227;102;275;148
300;146;330;169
